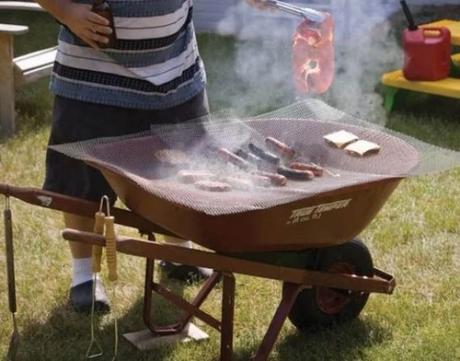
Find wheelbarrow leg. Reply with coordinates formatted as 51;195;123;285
221;273;235;361
252;283;303;361
143;233;182;334
143;234;158;331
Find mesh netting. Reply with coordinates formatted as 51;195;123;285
50;99;459;216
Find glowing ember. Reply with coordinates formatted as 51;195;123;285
293;14;335;94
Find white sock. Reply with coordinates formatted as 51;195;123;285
72;257;93;287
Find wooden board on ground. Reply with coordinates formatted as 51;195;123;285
123;323;209;351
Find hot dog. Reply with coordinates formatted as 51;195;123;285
218;148;251;170
249;175;272;187
236;149;263;167
289;162;324;177
277;166;314;181
255;171;288;186
265;137;295;159
248;143;280;166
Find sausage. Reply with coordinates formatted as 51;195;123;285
177;170;214;184
265;137;295;159
236;149;263;167
248;143;280;166
277;166;314;181
289;162;324;177
255;171;288;186
195;180;232;192
218;148;251;170
249;175;272;187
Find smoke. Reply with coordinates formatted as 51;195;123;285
324;0;401;123
210;1;405;122
213;3;299;116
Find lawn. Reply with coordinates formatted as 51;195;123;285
0;7;460;361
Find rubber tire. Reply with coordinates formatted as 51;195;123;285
287;239;373;331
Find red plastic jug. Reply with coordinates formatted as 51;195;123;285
403;27;451;81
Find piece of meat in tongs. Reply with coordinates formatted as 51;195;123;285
265;0;334;94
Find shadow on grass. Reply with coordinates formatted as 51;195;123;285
14;269;193;361
227;317;391;361
274;318;392;361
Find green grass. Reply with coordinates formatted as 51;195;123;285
0;10;460;361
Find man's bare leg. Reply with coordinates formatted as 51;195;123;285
65;213;109;312
65;213;93;259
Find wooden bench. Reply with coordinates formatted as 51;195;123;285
0;2;56;138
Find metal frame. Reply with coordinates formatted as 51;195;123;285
1;184;396;361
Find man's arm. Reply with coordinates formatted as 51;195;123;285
35;0;112;48
246;0;271;10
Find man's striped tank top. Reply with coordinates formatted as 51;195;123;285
50;0;206;110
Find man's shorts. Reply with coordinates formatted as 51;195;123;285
43;91;209;203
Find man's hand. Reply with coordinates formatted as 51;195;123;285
246;0;271;10
61;3;112;49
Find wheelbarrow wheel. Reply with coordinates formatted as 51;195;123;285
286;239;373;331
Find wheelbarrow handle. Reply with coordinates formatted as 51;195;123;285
4;208;17;314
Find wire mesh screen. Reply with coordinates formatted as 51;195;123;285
50;100;458;216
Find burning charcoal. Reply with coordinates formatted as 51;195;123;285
195;180;232;193
255;171;287;186
265;137;296;159
278;166;314;181
155;149;189;166
290;162;324;177
218;148;251;170
177;170;214;184
248;143;280;166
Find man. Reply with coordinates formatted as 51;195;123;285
35;0;269;313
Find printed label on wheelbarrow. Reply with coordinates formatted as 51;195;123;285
287;198;352;225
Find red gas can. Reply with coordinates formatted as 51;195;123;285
403;27;451;81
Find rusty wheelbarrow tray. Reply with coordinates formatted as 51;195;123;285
50;118;420;253
1;184;395;361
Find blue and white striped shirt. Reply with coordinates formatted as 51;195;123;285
50;0;206;110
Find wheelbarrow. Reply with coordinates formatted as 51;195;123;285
1;117;419;360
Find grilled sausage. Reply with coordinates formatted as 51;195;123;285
236;149;263;166
248;143;280;165
177;170;214;184
265;137;295;159
289;162;324;177
249;175;272;187
218;148;251;170
195;180;232;192
255;171;288;186
277;166;314;181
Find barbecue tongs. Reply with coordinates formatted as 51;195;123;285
265;0;327;24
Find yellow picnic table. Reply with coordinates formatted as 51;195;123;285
382;19;460;112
